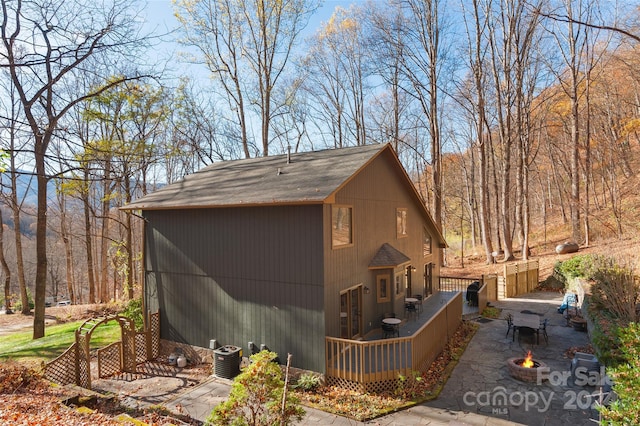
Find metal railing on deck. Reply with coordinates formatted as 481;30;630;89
440;274;498;303
439;276;480;292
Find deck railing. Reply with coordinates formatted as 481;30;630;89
477;281;488;312
483;274;498;301
439;274;498;303
439;276;478;292
324;292;462;393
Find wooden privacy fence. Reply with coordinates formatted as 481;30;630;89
503;260;539;298
483;274;498;301
324;292;462;393
44;311;160;390
439;260;539;301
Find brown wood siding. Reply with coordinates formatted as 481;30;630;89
144;205;326;372
323;150;442;338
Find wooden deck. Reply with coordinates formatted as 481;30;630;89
325;291;463;392
361;291;467;340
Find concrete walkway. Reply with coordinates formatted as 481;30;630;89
135;292;600;425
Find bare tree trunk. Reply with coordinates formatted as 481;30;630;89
583;67;591;247
33;148;49;339
580;20;602;247
547;141;568;223
100;160;112;303
121;170;135;300
58;184;75;303
397;0;446;265
547;0;598;244
83;169;97;304
486;0;541;262
0;208;13;314
515;105;525;258
479;136;493;263
521;132;530;260
2;86;30;314
9;145;29;315
499;155;515;261
464;151;478;250
464;0;494;264
126;210;134;299
569;76;582;243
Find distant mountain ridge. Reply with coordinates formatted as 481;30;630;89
1;171;58;235
0;170;54;206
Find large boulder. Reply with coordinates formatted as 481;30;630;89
556;241;579;254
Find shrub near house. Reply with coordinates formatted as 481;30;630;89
208;351;305;425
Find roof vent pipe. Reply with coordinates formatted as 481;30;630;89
287;145;291;164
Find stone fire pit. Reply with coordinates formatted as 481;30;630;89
507;352;547;383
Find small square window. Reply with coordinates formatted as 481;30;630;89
332;205;353;247
396;208;407;238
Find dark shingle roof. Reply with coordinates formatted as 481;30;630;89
124;144;387;210
368;243;411;269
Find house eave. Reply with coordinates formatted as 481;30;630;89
367;261;412;271
120;199;324;211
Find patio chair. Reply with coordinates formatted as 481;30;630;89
558;293;578;314
505;313;514;338
540;319;549;344
561;294;581;325
381;322;399;338
405;302;417;319
412;294;423;313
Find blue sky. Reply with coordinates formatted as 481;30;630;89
142;0;358;34
140;0;363;85
142;0;362;45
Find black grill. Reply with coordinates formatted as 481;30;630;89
466;281;480;306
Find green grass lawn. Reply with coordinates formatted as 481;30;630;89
0;320;121;364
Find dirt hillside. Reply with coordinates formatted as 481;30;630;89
441;235;640;282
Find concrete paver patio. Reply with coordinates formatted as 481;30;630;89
422;291;600;426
